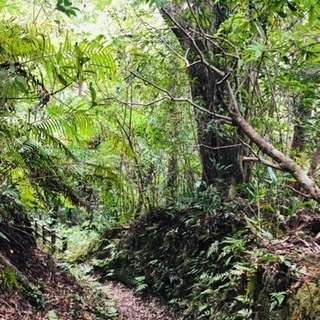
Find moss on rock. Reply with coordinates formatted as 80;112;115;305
289;261;320;320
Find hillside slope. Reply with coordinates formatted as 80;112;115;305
90;204;320;320
0;222;117;320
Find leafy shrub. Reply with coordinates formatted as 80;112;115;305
0;267;18;291
91;193;295;319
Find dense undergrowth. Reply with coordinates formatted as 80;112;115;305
87;191;320;320
1;185;320;319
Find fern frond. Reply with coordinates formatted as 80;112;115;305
68;110;94;137
0;19;51;64
46;104;95;139
3;139;28;170
44;34;116;85
33;118;67;136
27;123;76;159
77;36;115;80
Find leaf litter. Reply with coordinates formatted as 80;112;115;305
0;244;182;320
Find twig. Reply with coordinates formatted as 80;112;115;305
285;184;310;198
196;143;242;150
128;70;234;124
0;298;12;309
239;138;282;170
105;96;168;107
189;28;240;60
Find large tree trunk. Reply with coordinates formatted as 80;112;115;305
158;1;320;202
190;64;244;187
161;2;251;190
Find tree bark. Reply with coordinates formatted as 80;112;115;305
161;3;250;190
291;95;312;153
309;141;320;180
223;80;320;203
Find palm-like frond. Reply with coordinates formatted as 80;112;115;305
0;4;120;216
0;20;44;61
43;104;96;140
44;34;115;86
28;125;76;159
77;35;116;80
14;138;84;207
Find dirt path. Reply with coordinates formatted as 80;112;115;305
0;243;183;320
104;281;183;320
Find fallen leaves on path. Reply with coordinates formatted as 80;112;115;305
0;222;183;320
105;281;183;320
0;247;109;320
0;244;183;320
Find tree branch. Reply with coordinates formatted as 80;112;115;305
221;80;320;202
239;138;282;170
128;70;234;124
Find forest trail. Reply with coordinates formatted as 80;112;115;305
0;242;181;320
103;280;182;320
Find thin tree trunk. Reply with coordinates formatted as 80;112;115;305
309;141;320;179
291;96;312;152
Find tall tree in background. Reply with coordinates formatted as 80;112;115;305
159;2;249;190
146;0;320;202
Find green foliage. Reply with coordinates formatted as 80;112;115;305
46;310;59;320
0;2;319;318
55;223;100;263
134;275;148;292
90;200;244;318
0;267;18;291
88;183;300;319
0;231;9;242
270;291;288;311
0;1;119;220
0;0;199;226
21;284;46;310
56;0;79;17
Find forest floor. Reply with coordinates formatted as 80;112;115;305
103;280;182;320
1;211;320;319
0;245;181;320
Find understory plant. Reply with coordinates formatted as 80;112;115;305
90;191;295;319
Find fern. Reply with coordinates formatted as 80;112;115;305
0;21;44;61
27;124;76;159
1;137;29;171
77;36;115;80
33;118;67;136
0;267;18;290
246;272;257;297
0;2;120;217
43;34;115;86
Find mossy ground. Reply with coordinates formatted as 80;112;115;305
288;255;320;320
